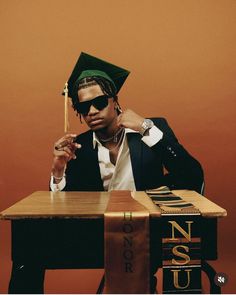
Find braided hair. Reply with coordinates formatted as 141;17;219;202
71;76;122;122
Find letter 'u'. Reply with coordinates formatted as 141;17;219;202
171;269;192;289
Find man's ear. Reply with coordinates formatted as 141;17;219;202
114;99;123;114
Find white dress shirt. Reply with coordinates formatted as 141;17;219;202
50;125;163;192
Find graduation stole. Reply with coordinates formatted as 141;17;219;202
104;191;150;294
147;187;202;293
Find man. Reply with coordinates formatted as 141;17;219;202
9;52;203;294
50;52;203;193
49;52;204;293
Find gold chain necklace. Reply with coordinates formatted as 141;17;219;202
99;127;125;143
105;128;125;152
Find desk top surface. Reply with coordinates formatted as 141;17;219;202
0;190;227;220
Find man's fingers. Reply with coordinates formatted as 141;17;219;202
54;144;81;160
63;134;77;140
73;143;82;149
54;137;81;151
55;139;73;150
53;135;82;163
62;146;73;155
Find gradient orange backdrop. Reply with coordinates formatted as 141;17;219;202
0;0;235;293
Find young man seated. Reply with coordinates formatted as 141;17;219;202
51;52;203;194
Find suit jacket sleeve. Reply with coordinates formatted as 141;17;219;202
150;118;204;193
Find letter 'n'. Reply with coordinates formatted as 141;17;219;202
168;221;193;241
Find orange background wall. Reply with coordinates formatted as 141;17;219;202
0;0;235;293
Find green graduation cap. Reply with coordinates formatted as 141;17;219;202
65;52;130;98
62;52;130;132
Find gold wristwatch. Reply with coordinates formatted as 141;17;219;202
140;119;154;136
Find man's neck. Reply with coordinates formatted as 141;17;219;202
96;117;119;140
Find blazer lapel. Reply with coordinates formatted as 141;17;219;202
83;131;104;191
127;133;142;190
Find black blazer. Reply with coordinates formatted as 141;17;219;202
64;118;204;193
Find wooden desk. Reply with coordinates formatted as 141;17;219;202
0;190;226;219
0;190;227;293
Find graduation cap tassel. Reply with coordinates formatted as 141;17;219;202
64;81;69;133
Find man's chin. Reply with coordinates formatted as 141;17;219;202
89;118;104;128
89;123;105;131
90;125;103;131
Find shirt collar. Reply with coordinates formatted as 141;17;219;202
92;128;138;149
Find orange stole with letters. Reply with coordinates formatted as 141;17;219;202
104;191;150;294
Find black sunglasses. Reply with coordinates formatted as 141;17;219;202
75;95;111;115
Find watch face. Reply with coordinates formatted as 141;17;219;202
145;119;154;129
140;119;154;135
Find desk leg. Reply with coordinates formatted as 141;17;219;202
202;261;221;294
8;262;45;294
